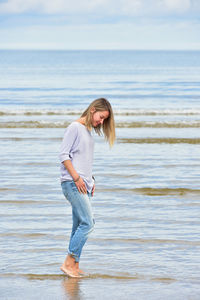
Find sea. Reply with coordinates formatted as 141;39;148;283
0;50;200;300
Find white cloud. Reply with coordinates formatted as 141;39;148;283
0;0;200;50
0;0;111;14
0;0;199;15
163;0;191;13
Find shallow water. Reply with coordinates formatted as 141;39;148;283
0;50;200;299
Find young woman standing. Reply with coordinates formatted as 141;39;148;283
59;98;115;277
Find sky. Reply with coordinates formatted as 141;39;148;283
0;0;200;50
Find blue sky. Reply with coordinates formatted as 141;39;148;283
0;0;200;50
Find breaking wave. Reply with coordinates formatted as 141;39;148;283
1;120;200;128
1;108;200;116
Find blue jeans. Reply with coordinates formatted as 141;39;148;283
61;180;94;262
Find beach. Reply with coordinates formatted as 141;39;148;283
0;50;200;299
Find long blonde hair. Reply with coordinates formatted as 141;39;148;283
81;98;116;147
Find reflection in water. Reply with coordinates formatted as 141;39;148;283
62;277;82;300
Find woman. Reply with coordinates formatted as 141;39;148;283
59;98;115;277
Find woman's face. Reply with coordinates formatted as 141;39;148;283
91;109;109;127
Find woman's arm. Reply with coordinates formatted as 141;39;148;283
62;159;87;194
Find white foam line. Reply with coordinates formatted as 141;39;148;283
1;108;200;116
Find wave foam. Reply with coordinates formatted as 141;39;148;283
1;108;200;116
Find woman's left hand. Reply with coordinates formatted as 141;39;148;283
92;184;95;196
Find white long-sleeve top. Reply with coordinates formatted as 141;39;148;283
59;121;94;192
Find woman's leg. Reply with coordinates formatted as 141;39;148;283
69;208;79;244
60;209;80;277
61;181;94;276
68;192;94;262
62;209;85;276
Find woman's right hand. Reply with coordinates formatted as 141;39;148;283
75;177;87;194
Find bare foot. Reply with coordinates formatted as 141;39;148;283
78;269;86;275
75;263;87;276
60;265;81;278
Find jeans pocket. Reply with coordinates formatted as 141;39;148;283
61;180;78;200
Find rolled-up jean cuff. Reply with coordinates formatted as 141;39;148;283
68;251;79;262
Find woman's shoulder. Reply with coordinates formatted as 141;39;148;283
64;121;79;134
67;121;81;129
68;121;78;128
65;121;84;134
69;121;86;130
